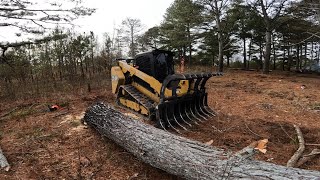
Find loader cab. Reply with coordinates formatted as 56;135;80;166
134;50;175;83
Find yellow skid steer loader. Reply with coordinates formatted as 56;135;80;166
111;50;221;132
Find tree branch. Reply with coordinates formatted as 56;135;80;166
0;23;42;33
287;124;305;168
0;7;71;12
271;0;288;22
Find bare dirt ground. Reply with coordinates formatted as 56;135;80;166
0;70;319;179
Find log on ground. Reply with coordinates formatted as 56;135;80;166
0;145;10;171
84;103;320;180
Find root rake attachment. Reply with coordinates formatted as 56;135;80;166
156;72;222;132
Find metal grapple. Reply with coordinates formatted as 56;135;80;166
156;72;222;132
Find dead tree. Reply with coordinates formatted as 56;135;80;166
84;103;320;179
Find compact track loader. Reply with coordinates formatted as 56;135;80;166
111;50;222;132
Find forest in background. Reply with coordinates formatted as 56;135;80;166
0;0;320;100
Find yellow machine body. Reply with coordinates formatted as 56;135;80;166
110;50;220;131
111;66;125;94
114;61;189;100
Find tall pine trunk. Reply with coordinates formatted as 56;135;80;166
263;30;271;74
287;47;292;71
227;56;230;68
248;39;252;69
282;48;286;71
243;38;247;70
296;45;300;71
187;23;192;66
273;40;276;70
214;0;224;72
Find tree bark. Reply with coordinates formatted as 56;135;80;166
296;44;300;71
131;26;134;57
187;23;192;66
214;0;224;72
283;48;286;71
227;55;230;68
243;38;247;70
304;42;308;68
287;124;305;167
259;0;272;74
311;41;314;62
0;145;10;171
248;39;252;70
296;149;320;168
263;30;271;74
84;103;320;180
300;44;303;69
273;40;276;70
288;47;292;71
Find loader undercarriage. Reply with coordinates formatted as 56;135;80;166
117;84;155;118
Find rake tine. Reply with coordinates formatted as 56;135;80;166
201;94;216;117
198;94;212;117
177;102;192;127
164;105;181;134
190;98;205;122
196;93;210;118
196;104;207;120
192;74;208;120
155;106;168;131
179;101;194;127
172;103;188;131
184;102;199;125
203;93;217;116
193;94;207;120
186;100;202;123
194;74;203;92
197;73;217;118
159;119;168;131
202;103;215;117
204;106;216;116
198;73;217;117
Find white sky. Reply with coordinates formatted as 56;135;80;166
76;0;173;37
0;0;173;44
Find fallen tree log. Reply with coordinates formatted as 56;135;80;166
84;103;320;179
0;145;10;171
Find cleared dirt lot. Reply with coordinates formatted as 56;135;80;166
0;70;319;179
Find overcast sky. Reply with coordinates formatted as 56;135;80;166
76;0;173;38
0;0;173;43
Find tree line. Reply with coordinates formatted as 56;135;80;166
0;0;319;99
138;0;320;73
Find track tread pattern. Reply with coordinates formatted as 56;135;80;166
119;85;155;111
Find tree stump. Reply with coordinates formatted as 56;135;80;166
84;103;320;179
